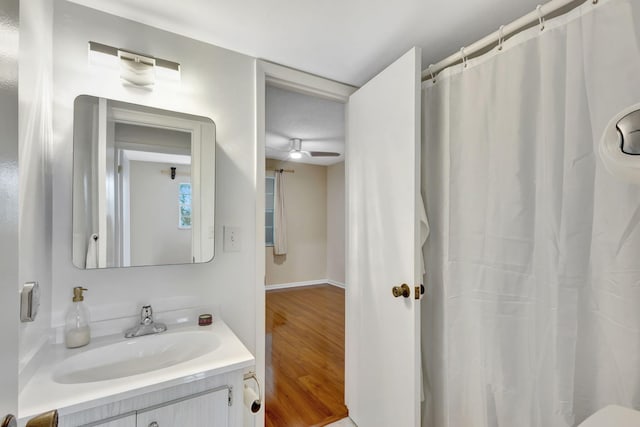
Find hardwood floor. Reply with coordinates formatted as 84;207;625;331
266;284;348;427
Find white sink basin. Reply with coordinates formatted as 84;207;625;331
53;330;220;384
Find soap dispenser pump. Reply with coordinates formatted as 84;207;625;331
64;287;91;348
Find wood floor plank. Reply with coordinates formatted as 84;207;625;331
266;285;348;427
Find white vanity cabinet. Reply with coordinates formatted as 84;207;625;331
88;388;229;427
136;388;229;427
91;415;136;427
19;322;255;427
55;372;244;427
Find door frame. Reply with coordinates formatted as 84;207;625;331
254;60;356;427
108;105;209;266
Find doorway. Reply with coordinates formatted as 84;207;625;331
255;61;356;427
263;82;347;426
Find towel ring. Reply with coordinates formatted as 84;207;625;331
536;5;545;31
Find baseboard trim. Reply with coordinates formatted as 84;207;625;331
266;280;326;291
327;279;345;289
266;279;346;291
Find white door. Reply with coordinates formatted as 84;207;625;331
346;47;422;427
1;0;20;424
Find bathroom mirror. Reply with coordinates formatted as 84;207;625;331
72;95;215;268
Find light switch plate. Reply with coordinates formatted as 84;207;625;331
20;282;40;322
223;226;241;252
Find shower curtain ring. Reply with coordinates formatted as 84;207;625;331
536;5;545;31
428;64;436;83
460;47;468;68
497;25;505;51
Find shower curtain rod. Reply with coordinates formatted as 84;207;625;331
421;0;590;82
272;168;295;173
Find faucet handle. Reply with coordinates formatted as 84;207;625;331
141;305;153;324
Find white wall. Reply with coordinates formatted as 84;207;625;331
264;159;346;287
18;0;54;389
51;0;257;361
326;161;345;285
265;159;327;285
1;0;20;414
129;161;192;266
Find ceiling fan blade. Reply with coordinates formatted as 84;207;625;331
302;137;343;143
266;146;290;153
308;151;340;157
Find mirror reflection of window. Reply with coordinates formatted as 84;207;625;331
179;183;192;229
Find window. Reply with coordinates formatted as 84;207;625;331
178;183;192;229
265;176;275;246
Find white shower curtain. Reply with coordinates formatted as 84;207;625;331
422;1;640;426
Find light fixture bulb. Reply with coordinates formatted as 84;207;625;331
119;53;155;87
289;151;303;159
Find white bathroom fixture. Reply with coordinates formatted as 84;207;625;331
88;41;181;86
600;104;640;185
19;320;254;423
578;405;640;427
53;329;219;383
124;305;167;338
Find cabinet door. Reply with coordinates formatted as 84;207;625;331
92;414;137;427
136;389;229;427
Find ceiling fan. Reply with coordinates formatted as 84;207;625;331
286;138;340;159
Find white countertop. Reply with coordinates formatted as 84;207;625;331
18;319;254;420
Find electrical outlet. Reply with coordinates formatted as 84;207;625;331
224;226;241;252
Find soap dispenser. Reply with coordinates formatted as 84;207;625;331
65;287;91;348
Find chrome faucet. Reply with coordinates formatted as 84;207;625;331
124;305;167;338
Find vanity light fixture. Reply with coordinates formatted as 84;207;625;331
88;41;181;87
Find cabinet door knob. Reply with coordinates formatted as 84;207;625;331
149;422;159;427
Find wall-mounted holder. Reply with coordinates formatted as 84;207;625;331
243;372;262;414
20;282;40;322
600;103;640;185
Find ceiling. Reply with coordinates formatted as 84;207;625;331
68;0;543;87
68;0;545;166
266;85;345;166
